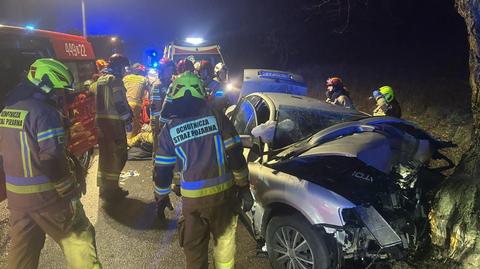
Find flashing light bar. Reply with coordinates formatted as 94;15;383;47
185;37;204;46
258;70;294;81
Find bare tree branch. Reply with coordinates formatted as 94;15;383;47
334;0;352;34
313;0;332;9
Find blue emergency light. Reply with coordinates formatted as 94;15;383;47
145;49;159;68
258;70;294;81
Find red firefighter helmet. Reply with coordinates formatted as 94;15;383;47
131;63;146;75
326;77;343;87
95;59;108;72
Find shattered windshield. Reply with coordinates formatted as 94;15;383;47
273;104;366;149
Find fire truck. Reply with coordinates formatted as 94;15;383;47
0;25;98;202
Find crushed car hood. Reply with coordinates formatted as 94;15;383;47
299;132;394;173
275;117;435;173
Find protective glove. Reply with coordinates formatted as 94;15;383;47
171;172;182;197
155;194;174;219
372;90;382;99
239;186;254;212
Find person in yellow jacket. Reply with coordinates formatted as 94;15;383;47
154;72;254;269
127;124;153;148
123;63;149;138
95;54;132;200
0;58;101;268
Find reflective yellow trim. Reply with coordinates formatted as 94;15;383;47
53;177;74;193
214;135;223;176
223;135;240;150
19;132;28;177
181;180;233;198
98;171;120;181
232;169;249;186
6;182;55;194
23;132;33;177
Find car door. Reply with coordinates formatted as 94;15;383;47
232;95;274;162
232;95;258;160
231;95;275;238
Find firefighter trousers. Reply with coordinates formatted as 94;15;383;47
178;201;238;269
96;118;127;189
7;200;101;269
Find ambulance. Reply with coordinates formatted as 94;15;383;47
163;40;225;66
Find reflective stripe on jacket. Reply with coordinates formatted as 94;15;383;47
154;106;248;207
96;74;131;120
0;86;70;210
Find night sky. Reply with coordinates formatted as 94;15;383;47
0;0;469;78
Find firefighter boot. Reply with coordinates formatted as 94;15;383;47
99;182;129;201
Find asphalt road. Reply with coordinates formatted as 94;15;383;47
0;153;271;269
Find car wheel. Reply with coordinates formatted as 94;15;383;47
266;214;332;269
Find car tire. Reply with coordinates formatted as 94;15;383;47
266;214;332;269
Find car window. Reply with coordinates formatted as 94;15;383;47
273;105;365;149
255;99;270;125
233;99;257;135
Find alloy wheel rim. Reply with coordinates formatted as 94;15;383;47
271;226;314;269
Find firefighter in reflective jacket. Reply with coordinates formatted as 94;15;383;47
154;72;254;269
123;63;148;139
95;54;131;200
0;58;101;269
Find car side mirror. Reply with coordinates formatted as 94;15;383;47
240;135;254;148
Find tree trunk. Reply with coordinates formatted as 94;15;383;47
429;0;480;267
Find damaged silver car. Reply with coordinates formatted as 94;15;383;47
230;93;454;269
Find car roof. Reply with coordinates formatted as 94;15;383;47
252;92;365;115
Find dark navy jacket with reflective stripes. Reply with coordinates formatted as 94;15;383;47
0;84;70;210
154;105;248;208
